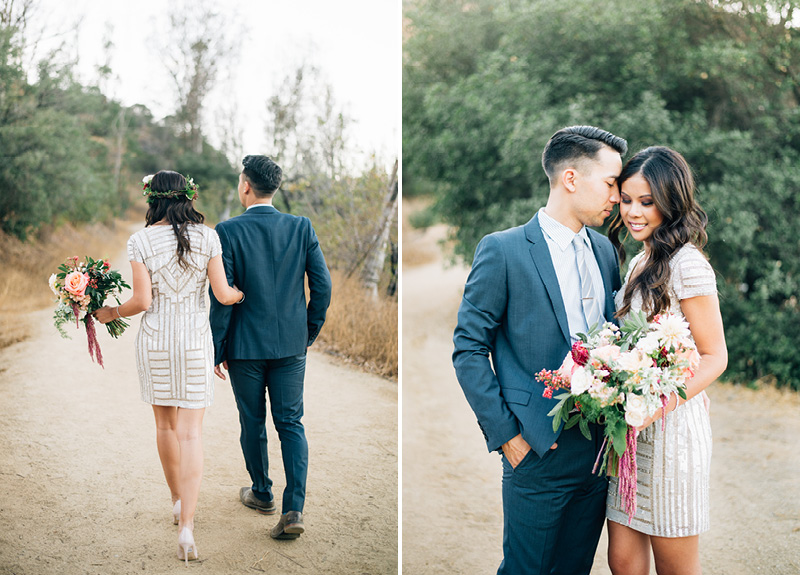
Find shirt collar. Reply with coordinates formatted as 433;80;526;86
246;203;274;211
538;208;588;251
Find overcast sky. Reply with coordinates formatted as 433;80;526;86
27;0;400;171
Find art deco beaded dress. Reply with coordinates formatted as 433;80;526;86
127;224;222;409
606;244;717;537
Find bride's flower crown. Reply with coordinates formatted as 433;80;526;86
142;174;199;203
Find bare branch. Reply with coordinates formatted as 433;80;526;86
153;0;237;152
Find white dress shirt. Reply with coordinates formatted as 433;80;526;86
246;202;273;211
537;208;607;341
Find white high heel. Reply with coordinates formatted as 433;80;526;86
177;526;198;566
172;500;181;525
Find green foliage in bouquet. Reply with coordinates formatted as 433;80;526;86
53;304;76;339
543;311;691;475
53;256;131;339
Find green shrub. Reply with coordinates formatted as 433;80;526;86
404;0;800;389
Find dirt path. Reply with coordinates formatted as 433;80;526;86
0;231;397;575
401;199;800;574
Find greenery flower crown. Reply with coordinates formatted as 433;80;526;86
142;174;199;203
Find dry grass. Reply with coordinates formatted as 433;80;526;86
0;222;132;350
0;221;398;380
402;196;452;268
316;271;398;380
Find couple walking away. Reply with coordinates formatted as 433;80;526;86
95;155;332;564
453;126;728;575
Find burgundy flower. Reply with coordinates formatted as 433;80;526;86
571;341;590;366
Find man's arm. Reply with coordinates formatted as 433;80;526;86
452;234;520;453
209;223;235;366
305;220;332;346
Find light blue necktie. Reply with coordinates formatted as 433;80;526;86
573;235;603;331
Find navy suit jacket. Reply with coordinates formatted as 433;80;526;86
209;205;332;364
453;213;621;457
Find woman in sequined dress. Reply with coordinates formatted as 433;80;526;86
605;147;728;575
96;171;243;564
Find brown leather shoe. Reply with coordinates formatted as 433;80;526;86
239;487;276;515
270;511;304;540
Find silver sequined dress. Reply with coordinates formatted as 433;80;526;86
606;244;716;537
127;224;222;409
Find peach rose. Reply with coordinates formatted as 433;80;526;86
590;344;621;367
64;271;90;298
675;345;702;376
618;348;653;372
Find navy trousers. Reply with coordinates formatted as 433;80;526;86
228;354;308;513
498;422;608;575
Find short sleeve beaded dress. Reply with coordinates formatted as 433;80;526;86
606;244;717;537
127;223;222;409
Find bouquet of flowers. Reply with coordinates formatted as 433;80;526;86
49;256;131;368
536;311;700;522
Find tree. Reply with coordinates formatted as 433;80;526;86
214;67;244;222
0;18;112;238
403;0;800;388
265;63;353;214
360;160;398;299
0;3;240;237
263;63;398;295
0;0;34;31
156;0;237;154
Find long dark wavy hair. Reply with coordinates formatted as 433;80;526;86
608;146;708;318
145;171;204;269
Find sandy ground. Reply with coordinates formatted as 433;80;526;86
402;199;800;574
0;233;397;575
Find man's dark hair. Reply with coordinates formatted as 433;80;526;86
541;125;628;182
242;155;282;196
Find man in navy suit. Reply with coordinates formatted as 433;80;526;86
453;126;626;574
210;155;332;540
